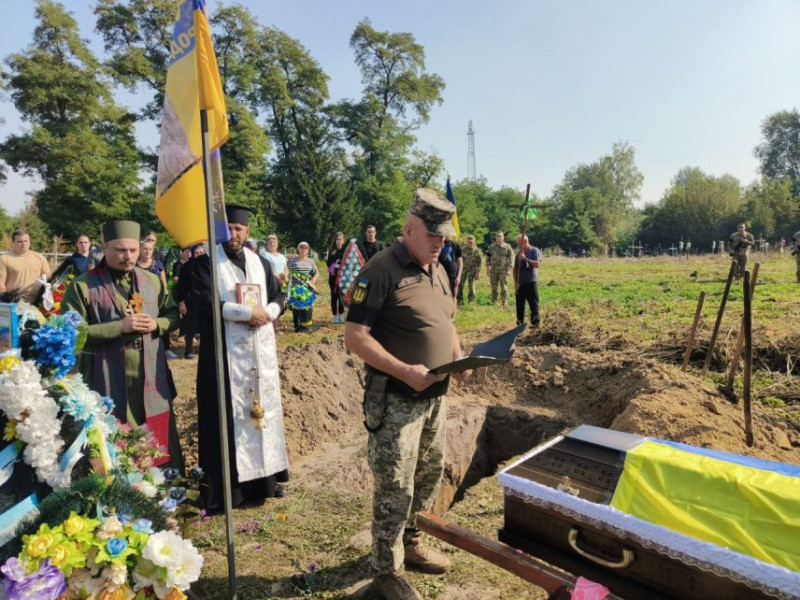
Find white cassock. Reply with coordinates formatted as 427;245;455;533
216;246;289;481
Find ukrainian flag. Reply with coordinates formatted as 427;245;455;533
156;0;229;247
445;175;460;238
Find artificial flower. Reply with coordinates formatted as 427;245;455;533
3;418;18;441
1;557;27;581
46;539;85;575
0;354;21;373
98;584;137;600
3;560;66;600
97;516;124;540
163;587;187;600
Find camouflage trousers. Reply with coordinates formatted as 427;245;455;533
457;273;478;303
732;254;748;278
490;271;509;304
363;371;446;574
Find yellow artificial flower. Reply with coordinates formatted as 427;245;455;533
24;531;57;558
47;540;85;575
164;587;188;600
0;355;20;373
3;419;18;442
275;512;288;522
63;512;99;537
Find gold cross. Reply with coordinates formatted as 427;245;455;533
126;292;144;315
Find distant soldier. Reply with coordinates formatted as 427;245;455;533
792;230;800;283
485;231;514;306
457;235;482;304
729;223;755;279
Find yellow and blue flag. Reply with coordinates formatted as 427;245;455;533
156;0;229;248
445;175;460;238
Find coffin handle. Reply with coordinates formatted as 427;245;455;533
568;527;635;569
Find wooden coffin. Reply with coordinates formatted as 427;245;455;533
498;425;799;600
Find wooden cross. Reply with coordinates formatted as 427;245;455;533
126;292;144;315
628;242;644;257
668;244;677;255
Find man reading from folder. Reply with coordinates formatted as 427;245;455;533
345;188;468;600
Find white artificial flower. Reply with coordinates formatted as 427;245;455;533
67;568;104;596
101;563;129;589
149;467;166;486
142;531;184;569
164;537;204;590
132;480;158;498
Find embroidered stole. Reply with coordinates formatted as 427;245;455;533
86;261;172;465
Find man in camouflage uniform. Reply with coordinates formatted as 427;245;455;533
345;188;467;600
457;235;482;304
792;230;800;283
728;223;755;279
486;231;514;305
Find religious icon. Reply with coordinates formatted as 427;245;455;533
236;283;261;308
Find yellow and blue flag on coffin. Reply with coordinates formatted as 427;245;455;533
156;0;229;248
445;175;460;238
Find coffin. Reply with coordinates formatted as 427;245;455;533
498;425;800;600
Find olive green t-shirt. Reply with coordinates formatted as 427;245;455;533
347;241;455;396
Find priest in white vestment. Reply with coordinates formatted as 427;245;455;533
186;204;289;512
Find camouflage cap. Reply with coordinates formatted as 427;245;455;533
409;188;456;237
466;234;475;241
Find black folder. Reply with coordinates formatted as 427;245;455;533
430;323;525;374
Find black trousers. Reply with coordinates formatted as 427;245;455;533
516;281;540;325
328;274;344;315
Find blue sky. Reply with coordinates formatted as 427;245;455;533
1;0;799;215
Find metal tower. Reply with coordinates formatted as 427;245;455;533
466;120;477;182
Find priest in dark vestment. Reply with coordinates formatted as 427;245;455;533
185;204;289;512
61;220;183;471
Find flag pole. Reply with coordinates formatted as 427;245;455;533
199;108;238;599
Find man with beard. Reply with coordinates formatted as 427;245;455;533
184;204;289;512
61;220;183;470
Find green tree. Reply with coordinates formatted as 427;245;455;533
638;167;743;249
549;142;643;252
94;0;174;120
12;202;52;251
0;0;145;239
257;28;356;248
754;109;800;195
742;178;798;240
333;19;445;234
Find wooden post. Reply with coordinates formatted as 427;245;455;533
724;262;761;391
701;261;736;376
682;291;706;371
742;271;754;446
416;512;623;599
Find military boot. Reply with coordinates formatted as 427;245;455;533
372;570;423;600
404;539;451;574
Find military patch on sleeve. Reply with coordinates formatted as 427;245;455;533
351;277;370;304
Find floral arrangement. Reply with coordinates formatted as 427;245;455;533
0;306;205;599
40;273;74;319
1;511;202;599
287;271;317;310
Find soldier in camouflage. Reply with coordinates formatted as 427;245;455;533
345;188;468;600
728;223;755;279
486;231;514;305
457;235;482;304
792;230;800;283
